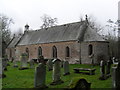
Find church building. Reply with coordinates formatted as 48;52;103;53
6;20;109;64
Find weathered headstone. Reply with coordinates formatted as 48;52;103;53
0;69;6;78
46;59;53;71
69;79;91;89
19;53;28;70
61;60;64;68
38;55;44;63
112;61;120;88
106;60;111;78
63;60;70;76
0;59;2;78
11;57;14;63
50;58;64;85
29;59;34;68
13;60;18;67
34;61;48;88
2;58;8;71
99;60;106;80
112;57;118;65
0;59;6;78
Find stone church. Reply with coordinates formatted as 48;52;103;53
6;20;109;64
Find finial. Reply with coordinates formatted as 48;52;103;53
25;24;29;31
85;14;89;24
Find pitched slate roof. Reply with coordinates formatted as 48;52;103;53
7;35;22;48
17;21;106;46
83;26;106;42
18;21;85;45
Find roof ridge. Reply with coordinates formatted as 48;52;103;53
28;21;86;32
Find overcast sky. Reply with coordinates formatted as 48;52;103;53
0;0;119;34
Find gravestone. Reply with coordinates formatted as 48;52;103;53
13;60;18;67
19;53;28;70
34;61;48;88
68;77;91;89
11;57;14;63
0;59;2;78
29;59;34;69
63;60;70;76
50;59;64;85
46;59;53;71
38;55;44;63
106;60;111;78
0;69;6;78
2;58;8;71
0;59;6;78
112;61;120;88
61;60;64;68
99;60;106;80
74;79;91;89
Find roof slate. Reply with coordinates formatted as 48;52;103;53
83;26;106;42
7;35;22;48
18;21;86;45
17;21;106;46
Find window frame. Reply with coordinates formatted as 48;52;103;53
66;46;70;58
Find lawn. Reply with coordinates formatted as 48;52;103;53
2;62;112;88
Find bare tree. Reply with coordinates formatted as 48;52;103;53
105;19;118;59
0;14;14;44
40;14;58;29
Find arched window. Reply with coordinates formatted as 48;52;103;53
38;46;42;56
88;44;93;56
52;46;57;58
26;47;29;58
66;46;70;57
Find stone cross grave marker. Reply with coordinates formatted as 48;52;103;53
34;62;47;88
112;61;120;88
46;59;53;71
99;60;106;80
63;60;70;76
29;59;34;69
50;58;64;85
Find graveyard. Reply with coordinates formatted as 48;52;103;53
2;61;112;88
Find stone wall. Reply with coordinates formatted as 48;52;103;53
6;41;109;64
6;48;15;60
81;41;109;64
15;41;80;64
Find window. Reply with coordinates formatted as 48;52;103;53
52;46;57;58
38;46;42;56
66;46;70;57
26;47;29;58
88;44;93;56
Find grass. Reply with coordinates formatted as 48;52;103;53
2;62;112;88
